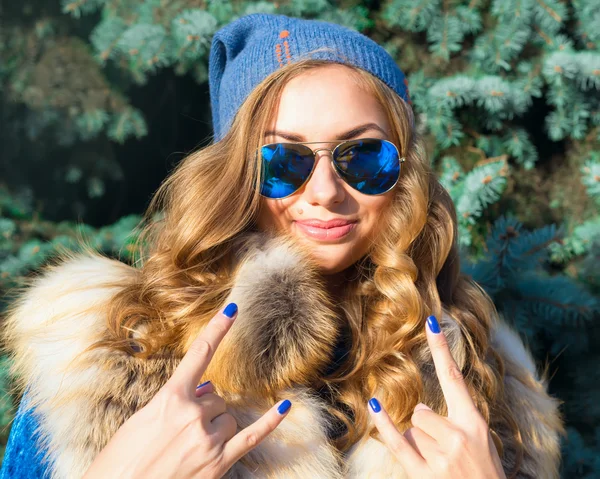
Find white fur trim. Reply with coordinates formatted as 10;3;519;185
491;319;537;377
4;253;137;478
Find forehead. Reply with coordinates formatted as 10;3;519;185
269;65;389;138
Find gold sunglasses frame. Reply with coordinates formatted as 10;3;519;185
256;138;406;199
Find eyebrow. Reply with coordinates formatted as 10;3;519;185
264;123;388;142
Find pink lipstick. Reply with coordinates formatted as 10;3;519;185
294;219;357;241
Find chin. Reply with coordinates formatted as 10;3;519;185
305;245;358;275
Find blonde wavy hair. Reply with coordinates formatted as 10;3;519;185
90;57;523;476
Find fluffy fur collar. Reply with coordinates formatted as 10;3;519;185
3;235;562;478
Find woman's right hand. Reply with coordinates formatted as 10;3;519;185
82;303;292;479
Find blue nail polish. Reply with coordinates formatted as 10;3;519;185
223;303;238;319
278;399;292;415
196;380;211;389
369;398;381;413
427;315;441;334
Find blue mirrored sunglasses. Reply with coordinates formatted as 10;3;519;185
256;138;405;199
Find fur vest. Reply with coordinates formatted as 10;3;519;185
3;234;563;479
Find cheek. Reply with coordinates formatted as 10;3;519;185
352;197;394;249
356;194;394;232
256;198;295;232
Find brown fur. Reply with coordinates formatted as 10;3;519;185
201;234;342;399
1;234;563;478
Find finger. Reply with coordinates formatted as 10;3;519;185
195;380;214;397
167;303;238;395
404;426;441;463
425;315;476;418
367;397;427;471
410;403;459;448
221;399;292;466
210;412;238;442
196;393;228;425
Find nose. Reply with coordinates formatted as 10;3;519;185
302;148;345;207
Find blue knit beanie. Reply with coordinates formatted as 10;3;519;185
208;13;411;142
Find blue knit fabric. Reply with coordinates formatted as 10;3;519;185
208;13;410;142
1;393;53;479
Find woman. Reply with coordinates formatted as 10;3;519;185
1;12;563;479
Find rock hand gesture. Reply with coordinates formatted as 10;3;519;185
83;303;292;479
368;315;507;479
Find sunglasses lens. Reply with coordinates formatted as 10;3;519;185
259;143;315;199
334;139;400;194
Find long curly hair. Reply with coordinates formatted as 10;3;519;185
89;56;523;476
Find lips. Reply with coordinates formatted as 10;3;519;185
294;219;357;241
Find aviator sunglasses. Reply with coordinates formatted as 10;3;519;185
256;138;405;199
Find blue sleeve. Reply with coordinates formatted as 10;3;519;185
1;392;54;479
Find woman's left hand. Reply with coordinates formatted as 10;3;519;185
367;314;506;479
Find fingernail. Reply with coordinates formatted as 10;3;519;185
427;315;441;334
196;380;211;389
369;397;381;413
223;303;238;319
414;402;431;412
277;399;292;415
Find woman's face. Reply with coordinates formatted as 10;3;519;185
256;64;396;274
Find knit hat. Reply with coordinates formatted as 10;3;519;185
208;13;411;142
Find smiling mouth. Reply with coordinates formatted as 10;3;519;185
294;221;357;241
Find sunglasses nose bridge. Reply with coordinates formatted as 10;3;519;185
308;147;345;183
311;146;334;156
311;147;338;171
